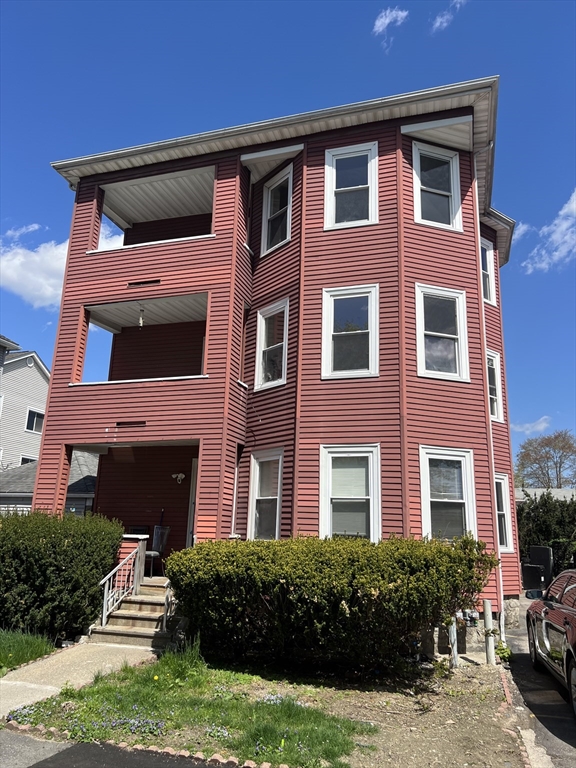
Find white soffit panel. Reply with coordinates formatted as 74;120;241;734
87;293;208;332
401;115;473;151
240;144;304;182
101;168;214;226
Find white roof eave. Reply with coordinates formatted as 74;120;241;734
53;77;497;174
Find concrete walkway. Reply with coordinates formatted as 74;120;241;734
0;642;155;719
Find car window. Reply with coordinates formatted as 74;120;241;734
561;576;576;609
546;574;570;603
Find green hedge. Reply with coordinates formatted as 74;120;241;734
0;512;123;638
166;536;497;668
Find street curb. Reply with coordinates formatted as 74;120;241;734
496;669;532;768
3;720;291;768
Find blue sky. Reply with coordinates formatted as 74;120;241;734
1;0;575;460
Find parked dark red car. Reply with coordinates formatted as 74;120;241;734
526;569;576;718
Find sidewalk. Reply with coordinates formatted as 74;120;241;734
0;642;154;719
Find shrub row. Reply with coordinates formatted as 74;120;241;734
0;512;123;638
166;535;497;668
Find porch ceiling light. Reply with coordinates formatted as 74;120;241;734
172;473;185;484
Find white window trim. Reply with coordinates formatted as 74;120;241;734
320;444;381;543
322;284;379;379
419;445;477;539
487;350;504;422
254;298;289;391
25;407;45;434
480;238;497;306
260;164;293;257
248;448;283;540
20;455;38;465
415;283;469;382
495;473;514;554
324;142;378;230
413;141;462;232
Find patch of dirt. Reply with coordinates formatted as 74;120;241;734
239;661;526;767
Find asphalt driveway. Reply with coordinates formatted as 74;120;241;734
506;597;576;768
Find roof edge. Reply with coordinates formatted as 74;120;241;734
4;350;51;379
481;207;515;266
52;77;499;177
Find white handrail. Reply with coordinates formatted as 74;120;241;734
99;536;147;627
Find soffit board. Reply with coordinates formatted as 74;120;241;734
86;293;208;333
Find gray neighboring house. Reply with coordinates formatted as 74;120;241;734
0;335;50;470
515;487;576;504
0;450;98;513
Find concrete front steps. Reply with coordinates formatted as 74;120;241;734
89;577;173;649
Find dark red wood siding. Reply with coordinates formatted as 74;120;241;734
109;321;205;380
95;445;198;553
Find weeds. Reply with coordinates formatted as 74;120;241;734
0;630;54;676
7;641;376;767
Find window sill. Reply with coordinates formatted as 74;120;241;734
417;371;470;383
69;375;209;386
483;298;498;308
24;429;43;435
413;218;463;234
321;371;379;380
253;379;287;393
490;416;506;425
324;220;378;232
260;238;291;258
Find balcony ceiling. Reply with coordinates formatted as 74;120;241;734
87;293;208;333
101;167;214;230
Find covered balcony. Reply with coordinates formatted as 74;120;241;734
97;165;215;249
82;292;208;384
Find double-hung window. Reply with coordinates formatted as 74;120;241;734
248;449;283;540
480;239;496;305
255;299;289;390
413;141;462;231
261;165;292;255
420;446;476;539
325;142;378;229
487;350;504;422
495;473;513;553
26;409;44;434
416;284;469;381
322;285;378;378
320;444;380;542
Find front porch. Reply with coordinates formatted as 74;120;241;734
92;443;199;556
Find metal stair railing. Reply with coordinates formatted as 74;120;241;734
99;535;147;627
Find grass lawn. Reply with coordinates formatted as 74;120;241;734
7;642;377;768
0;630;54;676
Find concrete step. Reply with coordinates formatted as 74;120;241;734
121;594;166;612
139;577;170;596
89;625;171;649
107;610;164;630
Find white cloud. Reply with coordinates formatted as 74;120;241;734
5;223;42;239
98;221;124;251
511;221;533;244
432;0;468;33
432;11;453;32
0;222;123;310
511;416;551;435
373;7;409;52
521;189;576;274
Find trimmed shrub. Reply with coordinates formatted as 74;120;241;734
166;536;497;668
0;512;123;638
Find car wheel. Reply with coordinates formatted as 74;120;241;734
528;622;543;670
569;659;576;720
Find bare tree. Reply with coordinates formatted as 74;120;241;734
515;429;576;489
